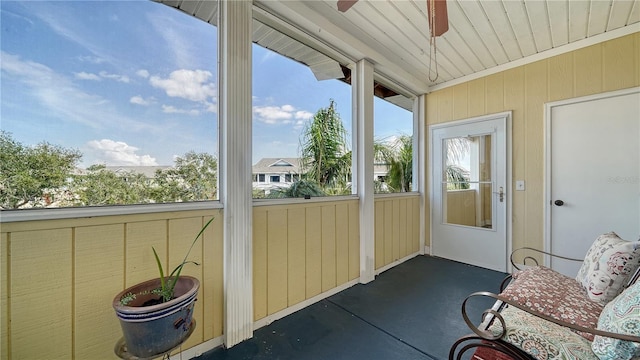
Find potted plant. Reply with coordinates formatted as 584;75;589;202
112;217;214;358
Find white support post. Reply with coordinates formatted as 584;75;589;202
219;0;253;348
415;94;427;255
353;59;375;284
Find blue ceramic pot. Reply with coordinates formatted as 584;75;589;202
113;276;199;358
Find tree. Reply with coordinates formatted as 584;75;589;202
375;135;413;193
300;99;351;194
445;137;471;189
71;164;151;206
0;131;81;209
151;151;217;203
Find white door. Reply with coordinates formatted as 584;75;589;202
431;113;511;272
546;88;640;277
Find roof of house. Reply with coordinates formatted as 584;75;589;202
252;158;302;174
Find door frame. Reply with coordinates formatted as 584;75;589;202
429;111;513;272
543;87;640;265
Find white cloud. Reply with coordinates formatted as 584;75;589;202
130;95;153;106
162;104;200;116
86;139;158;166
1;51;155;132
74;71;130;83
295;110;313;120
78;55;105;64
136;69;150;78
75;71;101;81
149;69;216;103
253;104;313;126
99;71;130;83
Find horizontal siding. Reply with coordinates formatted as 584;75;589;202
0;209;223;359
374;195;421;270
252;199;360;321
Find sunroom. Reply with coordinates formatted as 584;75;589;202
1;0;638;359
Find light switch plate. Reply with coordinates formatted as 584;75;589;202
516;180;525;191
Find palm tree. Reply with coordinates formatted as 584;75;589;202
374;135;413;193
299;99;351;193
445;137;471;189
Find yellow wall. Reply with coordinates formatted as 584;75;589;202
425;33;640;253
253;200;360;320
446;190;476;227
374;195;421;270
0;210;223;359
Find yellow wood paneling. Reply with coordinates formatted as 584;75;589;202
169;217;204;349
452;83;469;120
573;44;603;97
548;52;574;101
523;60;548;248
348;201;360;280
253;209;268;321
503;66;526;251
125;220;167;287
321;206;337;292
335;203;349;286
468;78;486;117
373;196;420;267
428;35;638;254
210;216;224;337
3;210;221;359
437;86;454;123
392;200;401;261
305;207;322;298
398;199;407;258
287;209;306;306
11;229;72;359
74;224;124;359
636;33;640;85
603;35;637;92
485;73;504;114
374;201;384;269
447;190;476;226
384;201;394;265
201;214;223;339
1;232;8;360
426;91;439;124
412;197;420;253
267;209;288;314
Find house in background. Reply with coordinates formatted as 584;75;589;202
252;158;301;194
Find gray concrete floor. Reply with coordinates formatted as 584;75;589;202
196;255;507;360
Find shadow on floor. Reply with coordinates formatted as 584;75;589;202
196;255;507;360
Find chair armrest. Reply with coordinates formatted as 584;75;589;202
461;291;640;344
510;247;584;271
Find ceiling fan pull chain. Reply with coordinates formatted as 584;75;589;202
428;0;439;82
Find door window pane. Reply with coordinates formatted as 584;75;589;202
442;135;493;228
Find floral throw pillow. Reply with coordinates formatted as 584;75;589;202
575;232;640;305
592;280;640;360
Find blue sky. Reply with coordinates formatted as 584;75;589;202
1;1;412;168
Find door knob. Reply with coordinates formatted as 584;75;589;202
554;200;564;206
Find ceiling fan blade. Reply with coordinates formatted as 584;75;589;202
337;0;358;12
427;0;449;36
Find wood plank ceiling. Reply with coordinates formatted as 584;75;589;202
159;0;640;95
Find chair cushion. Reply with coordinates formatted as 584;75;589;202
501;265;604;341
592;280;640;360
575;232;640;306
487;306;597;360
